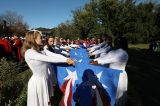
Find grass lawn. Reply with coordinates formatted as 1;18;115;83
127;44;160;106
128;43;149;49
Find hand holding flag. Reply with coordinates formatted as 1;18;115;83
90;60;98;65
66;59;76;65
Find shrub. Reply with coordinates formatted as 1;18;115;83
0;58;31;106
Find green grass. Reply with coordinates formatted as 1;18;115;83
128;43;149;49
126;44;160;106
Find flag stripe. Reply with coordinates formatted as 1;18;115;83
61;79;73;106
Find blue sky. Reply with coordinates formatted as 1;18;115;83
0;0;89;29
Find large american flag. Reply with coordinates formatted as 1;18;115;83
57;47;121;106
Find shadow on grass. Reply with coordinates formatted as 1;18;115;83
126;48;160;106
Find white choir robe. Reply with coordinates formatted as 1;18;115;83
94;48;128;106
44;45;68;56
60;45;73;49
25;49;68;106
69;44;80;48
42;47;69;96
91;44;111;58
89;42;106;53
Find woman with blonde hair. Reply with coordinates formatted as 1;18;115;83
22;30;75;106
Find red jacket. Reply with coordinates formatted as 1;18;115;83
0;39;12;56
12;38;22;60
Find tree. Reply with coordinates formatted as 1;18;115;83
48;0;160;43
72;2;98;39
0;11;28;36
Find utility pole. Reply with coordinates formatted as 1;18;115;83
2;20;7;36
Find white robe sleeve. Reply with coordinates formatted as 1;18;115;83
61;50;68;55
44;49;68;61
43;45;68;57
60;45;66;49
60;45;72;49
91;45;109;55
25;49;68;63
94;51;118;65
55;46;59;50
66;45;73;49
89;44;101;53
89;43;106;53
43;45;48;50
94;49;128;65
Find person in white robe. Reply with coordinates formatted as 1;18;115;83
21;30;75;106
90;37;128;106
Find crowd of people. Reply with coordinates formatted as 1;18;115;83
0;30;129;106
0;34;23;61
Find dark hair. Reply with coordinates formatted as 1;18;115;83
46;36;54;44
106;36;112;46
97;38;102;44
114;36;128;50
